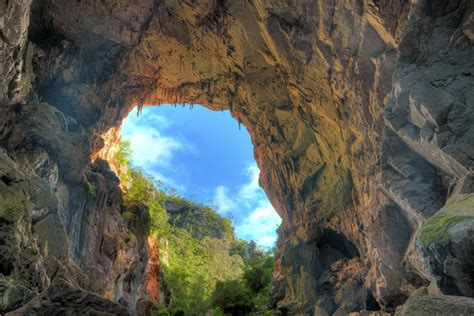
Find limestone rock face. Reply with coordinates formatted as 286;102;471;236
0;0;32;105
0;0;473;314
382;0;474;302
7;278;130;316
417;194;474;297
394;294;474;316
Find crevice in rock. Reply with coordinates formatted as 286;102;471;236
0;221;14;276
317;229;359;260
28;1;55;45
0;257;13;277
1;175;13;186
366;290;381;311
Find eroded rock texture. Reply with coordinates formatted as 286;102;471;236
0;0;473;314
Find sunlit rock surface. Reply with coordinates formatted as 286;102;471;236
0;0;473;314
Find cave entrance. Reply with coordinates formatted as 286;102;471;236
112;104;281;314
119;104;281;247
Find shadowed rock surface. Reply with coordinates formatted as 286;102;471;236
7;278;130;316
0;0;473;314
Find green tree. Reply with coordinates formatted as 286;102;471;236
244;265;272;294
115;140;132;168
243;252;273;293
229;239;249;256
162;227;244;315
212;280;254;315
114;141;275;315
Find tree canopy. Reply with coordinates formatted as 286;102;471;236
115;141;275;315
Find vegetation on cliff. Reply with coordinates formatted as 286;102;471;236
114;141;274;315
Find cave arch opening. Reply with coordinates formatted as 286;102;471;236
100;103;282;313
116;103;282;247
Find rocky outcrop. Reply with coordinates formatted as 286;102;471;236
382;0;474;301
385;283;474;316
0;99;165;313
0;0;473;314
165;199;232;240
394;292;474;316
417;194;474;297
7;278;130;316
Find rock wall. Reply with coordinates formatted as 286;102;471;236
0;2;168;313
0;0;473;314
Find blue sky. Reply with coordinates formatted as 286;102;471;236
120;105;281;247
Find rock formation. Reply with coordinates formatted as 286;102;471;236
0;0;473;314
165;198;233;240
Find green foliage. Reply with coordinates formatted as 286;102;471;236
418;194;474;247
114;141;275;315
418;214;469;247
212;280;254;315
244;251;274;313
244;265;272;293
86;181;97;198
209;249;274;315
122;211;135;221
152;305;172;316
162;227;213;314
115;140;132;169
203;207;234;236
230;239;249;256
250;286;273;314
120;167;169;237
124;232;133;244
161;227;244;315
166;198;235;240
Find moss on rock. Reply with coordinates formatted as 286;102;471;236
0;182;32;223
418;194;474;247
418;214;471;247
0;275;35;312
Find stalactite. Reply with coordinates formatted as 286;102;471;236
137;97;144;117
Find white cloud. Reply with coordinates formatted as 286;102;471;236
147;113;171;128
257;235;278;249
120;107;186;191
121;112;184;169
213;163;282;248
235;200;281;248
126;126;182;168
214;185;236;213
238;164;261;201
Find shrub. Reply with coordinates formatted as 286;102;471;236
244;265;272;293
212;280;254;315
115;140;132;169
122;211;135;221
124;232;133;244
230;239;249;256
86;181;97;198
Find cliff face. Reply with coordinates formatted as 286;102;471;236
0;0;473;315
165;199;233;240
